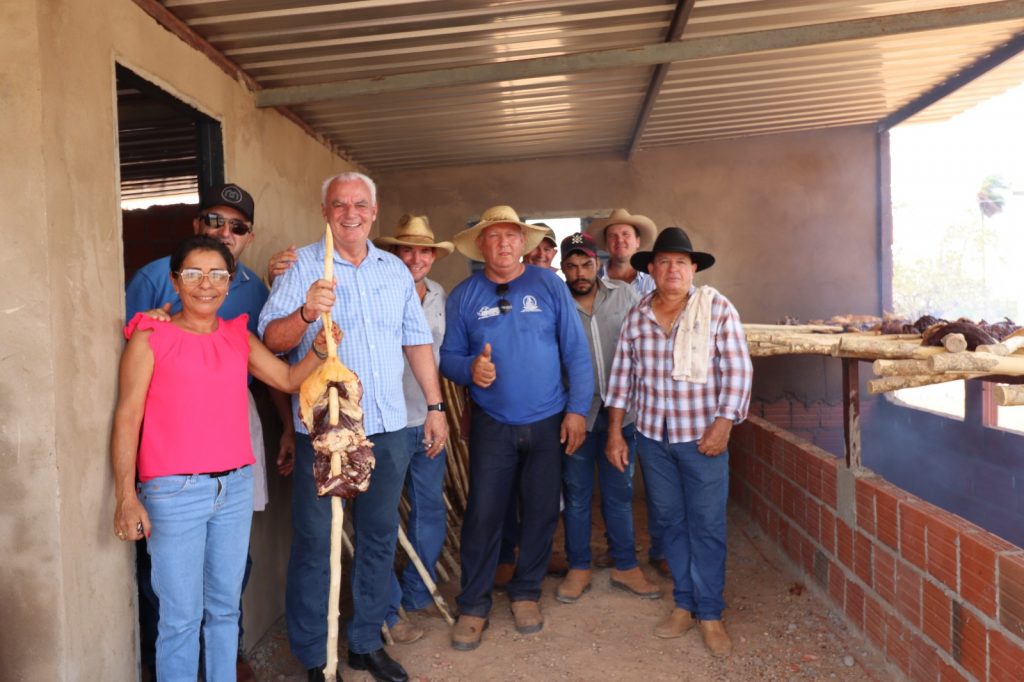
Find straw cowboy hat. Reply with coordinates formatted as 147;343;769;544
532;222;558;246
452;205;549;262
373;213;454;257
630;226;716;273
586;208;657;250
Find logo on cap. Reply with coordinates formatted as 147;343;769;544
221;186;242;204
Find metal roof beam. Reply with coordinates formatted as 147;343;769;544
625;0;696;160
877;30;1024;131
255;1;1024;107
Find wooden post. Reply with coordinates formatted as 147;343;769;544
842;359;862;470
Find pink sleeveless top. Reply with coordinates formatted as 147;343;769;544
125;313;255;481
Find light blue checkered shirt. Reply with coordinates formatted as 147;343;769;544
257;238;433;436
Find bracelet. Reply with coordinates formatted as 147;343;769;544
312;345;328;360
298;305;315;324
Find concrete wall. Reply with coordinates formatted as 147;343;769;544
0;1;354;679
375;125;881;403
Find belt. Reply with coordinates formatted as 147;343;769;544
174;467;241;478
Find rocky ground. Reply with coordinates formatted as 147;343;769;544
246;504;895;681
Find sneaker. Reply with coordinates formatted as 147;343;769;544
698;619;732;657
493;562;515;590
510;600;544;634
556;568;592;603
389;618;424;645
451;615;488;651
610;567;661;599
654;608;695;639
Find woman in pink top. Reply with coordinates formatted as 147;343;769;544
110;235;332;682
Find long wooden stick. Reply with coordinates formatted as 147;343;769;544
994;384;1024;406
397;525;455;625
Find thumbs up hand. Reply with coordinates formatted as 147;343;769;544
472;342;496;388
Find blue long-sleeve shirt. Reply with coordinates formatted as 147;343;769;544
440;265;593;425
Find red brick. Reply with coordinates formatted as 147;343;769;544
819;458;838;508
804;498;821;544
854;531;873;588
837;520;854;570
820;506;836;555
845;578;865;631
896;563;922;628
762;400;792;428
768;436;787;471
875;484;901;551
900;501;928;571
864;595;886;648
790;401;820;429
951;602;987;681
926;512;960;591
805;456;823;501
781;479;801;522
922;579;952;652
960;531;998;617
998;553;1024;641
855;478;876;536
886;611;912;675
938;659;969;682
784;442;809;490
989;628;1024;682
874;545;897;604
909;630;941;681
828;559;845;607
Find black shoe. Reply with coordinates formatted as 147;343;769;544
307;666;343;681
347;648;408;682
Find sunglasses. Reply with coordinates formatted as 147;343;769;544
199;212;252;236
175;268;232;286
496;283;511;315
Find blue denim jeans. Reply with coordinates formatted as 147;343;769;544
636;434;728;620
386;425;448;623
457;409;563;616
140;466;253;682
563;413;639;570
286;431;412;665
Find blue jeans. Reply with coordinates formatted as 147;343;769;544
140;466;253;682
286;431;412;666
563;414;639;570
636;434;728;620
457;409;563;616
386;425;448;623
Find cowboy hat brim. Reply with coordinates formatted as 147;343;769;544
631;249;715;273
453;220;548;262
373;236;455;258
586;213;657;250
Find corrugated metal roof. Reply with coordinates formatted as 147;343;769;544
154;0;1024;170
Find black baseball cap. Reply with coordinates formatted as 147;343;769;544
200;183;255;223
560;231;598;259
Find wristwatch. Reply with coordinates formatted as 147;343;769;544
426;402;446;413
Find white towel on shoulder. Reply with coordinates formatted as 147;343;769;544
672;285;718;384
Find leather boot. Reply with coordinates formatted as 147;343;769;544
451;615;488;651
510;600;544;634
610;566;661;599
654;608;695;639
556;568;592;603
698;620;732;657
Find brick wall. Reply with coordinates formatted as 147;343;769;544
750;397;880;458
730;417;1024;681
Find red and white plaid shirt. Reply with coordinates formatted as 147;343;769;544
605;287;752;443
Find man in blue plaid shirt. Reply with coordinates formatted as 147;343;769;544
258;172;447;682
605;226;752;659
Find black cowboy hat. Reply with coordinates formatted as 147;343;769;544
630;226;715;273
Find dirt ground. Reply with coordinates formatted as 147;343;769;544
246;503;895;681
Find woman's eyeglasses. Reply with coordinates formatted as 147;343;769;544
496;283;511;315
175;268;232;286
199;212;252;236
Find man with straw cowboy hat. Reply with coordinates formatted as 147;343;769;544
587;208;658;295
372;214;454;643
440;205;593;651
604;226;752;658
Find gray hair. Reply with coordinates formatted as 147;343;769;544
321;171;377;206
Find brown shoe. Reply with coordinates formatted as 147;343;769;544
698;620;732;657
649;557;671;578
556;568;592;603
610;567;662;599
493;562;515;590
389;617;425;644
547;554;569;577
451;615;488;651
654;608;695;639
510;600;544;634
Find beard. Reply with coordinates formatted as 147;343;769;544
569;278;595;297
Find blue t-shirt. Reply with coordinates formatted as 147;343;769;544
440;265;593;425
125;255;268;336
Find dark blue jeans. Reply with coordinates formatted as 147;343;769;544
636;433;729;620
386;425;449;623
457;409;563;616
563;413;639;570
285;430;412;666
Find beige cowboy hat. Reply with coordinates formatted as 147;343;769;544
373;214;454;258
452;205;549;262
586;208;657;250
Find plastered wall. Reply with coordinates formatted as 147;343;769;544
375;126;882;402
1;1;355;679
